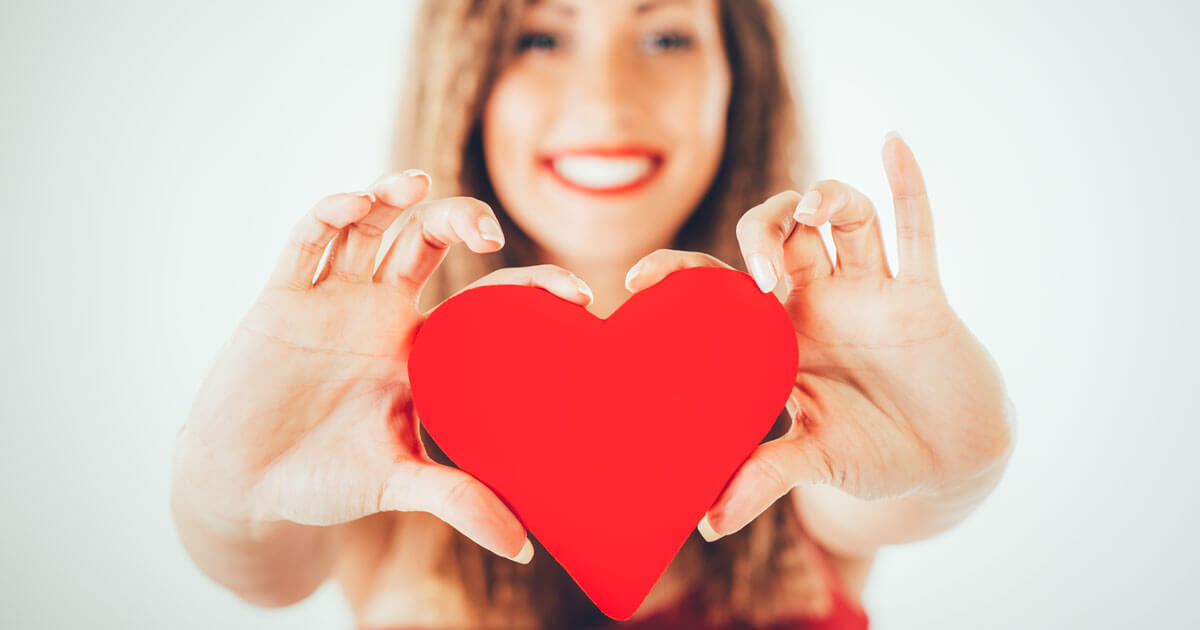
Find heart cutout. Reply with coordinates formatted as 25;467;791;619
407;266;798;619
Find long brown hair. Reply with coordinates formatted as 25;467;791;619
383;1;830;627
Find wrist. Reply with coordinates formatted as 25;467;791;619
170;425;276;541
906;441;1013;510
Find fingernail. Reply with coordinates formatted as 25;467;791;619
403;168;432;187
351;190;377;204
624;260;646;290
794;190;822;219
697;514;723;542
570;274;594;304
477;215;505;245
510;537;534;564
884;130;902;142
747;253;776;293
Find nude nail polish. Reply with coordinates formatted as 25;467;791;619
747;253;776;293
510;537;534;564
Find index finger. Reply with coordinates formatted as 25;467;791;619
736;191;833;294
373;196;507;302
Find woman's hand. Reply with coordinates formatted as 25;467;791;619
623;134;1015;542
172;170;594;574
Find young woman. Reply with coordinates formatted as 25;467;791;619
170;0;1016;628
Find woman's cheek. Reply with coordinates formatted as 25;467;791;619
483;75;549;203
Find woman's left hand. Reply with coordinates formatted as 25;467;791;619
623;133;1015;540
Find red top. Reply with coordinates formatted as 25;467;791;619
360;542;868;630
581;541;870;630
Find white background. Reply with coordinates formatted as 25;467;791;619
2;1;1197;628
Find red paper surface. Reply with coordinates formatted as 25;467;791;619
407;266;798;620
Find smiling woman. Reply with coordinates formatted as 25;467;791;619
481;0;731;293
171;0;1015;628
335;0;866;628
398;0;807;324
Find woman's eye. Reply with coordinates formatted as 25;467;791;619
516;31;558;52
642;31;694;53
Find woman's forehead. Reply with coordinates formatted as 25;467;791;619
525;0;713;17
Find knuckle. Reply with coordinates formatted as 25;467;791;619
835;207;876;234
893;190;929;204
766;189;804;207
436;476;476;520
349;221;385;238
442;196;491;217
735;214;763;240
896;222;933;242
288;234;328;257
748;454;789;492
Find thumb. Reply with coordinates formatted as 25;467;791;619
699;436;833;542
378;461;533;564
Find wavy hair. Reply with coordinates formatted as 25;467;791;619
382;1;830;627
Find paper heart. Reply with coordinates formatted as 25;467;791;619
407;266;798;620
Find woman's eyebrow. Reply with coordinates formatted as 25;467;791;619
529;0;575;17
635;0;689;14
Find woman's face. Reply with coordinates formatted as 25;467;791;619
483;0;731;268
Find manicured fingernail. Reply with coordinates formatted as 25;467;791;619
570;274;594;304
477;215;505;245
403;168;432;187
697;514;723;542
351;190;377;204
884;130;902;142
747;253;776;293
510;537;534;564
624;260;646;290
794;190;822;219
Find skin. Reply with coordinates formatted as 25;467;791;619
171;0;1014;623
483;0;731;318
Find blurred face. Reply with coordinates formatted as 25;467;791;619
482;0;731;268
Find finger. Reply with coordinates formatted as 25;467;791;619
373;196;507;298
738;191;834;295
326;169;432;283
735;191;793;293
882;132;939;285
434;264;594;314
698;430;833;541
379;461;533;563
266;192;375;291
623;249;733;293
793;179;891;278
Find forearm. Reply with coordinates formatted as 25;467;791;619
170;460;339;607
791;446;1012;559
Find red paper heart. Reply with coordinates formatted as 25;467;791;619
407;266;798;620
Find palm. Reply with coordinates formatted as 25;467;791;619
231;284;425;526
781;272;987;501
186;282;425;526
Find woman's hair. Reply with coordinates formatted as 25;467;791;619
386;1;831;627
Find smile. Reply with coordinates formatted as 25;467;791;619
541;147;664;195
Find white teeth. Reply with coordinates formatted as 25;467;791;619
550;155;655;189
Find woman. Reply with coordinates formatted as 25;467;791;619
170;0;1016;628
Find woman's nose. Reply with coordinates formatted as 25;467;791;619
563;44;645;122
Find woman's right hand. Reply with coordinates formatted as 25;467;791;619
171;170;594;564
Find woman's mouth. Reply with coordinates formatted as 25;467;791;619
541;147;664;195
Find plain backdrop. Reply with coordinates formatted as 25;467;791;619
2;1;1198;628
